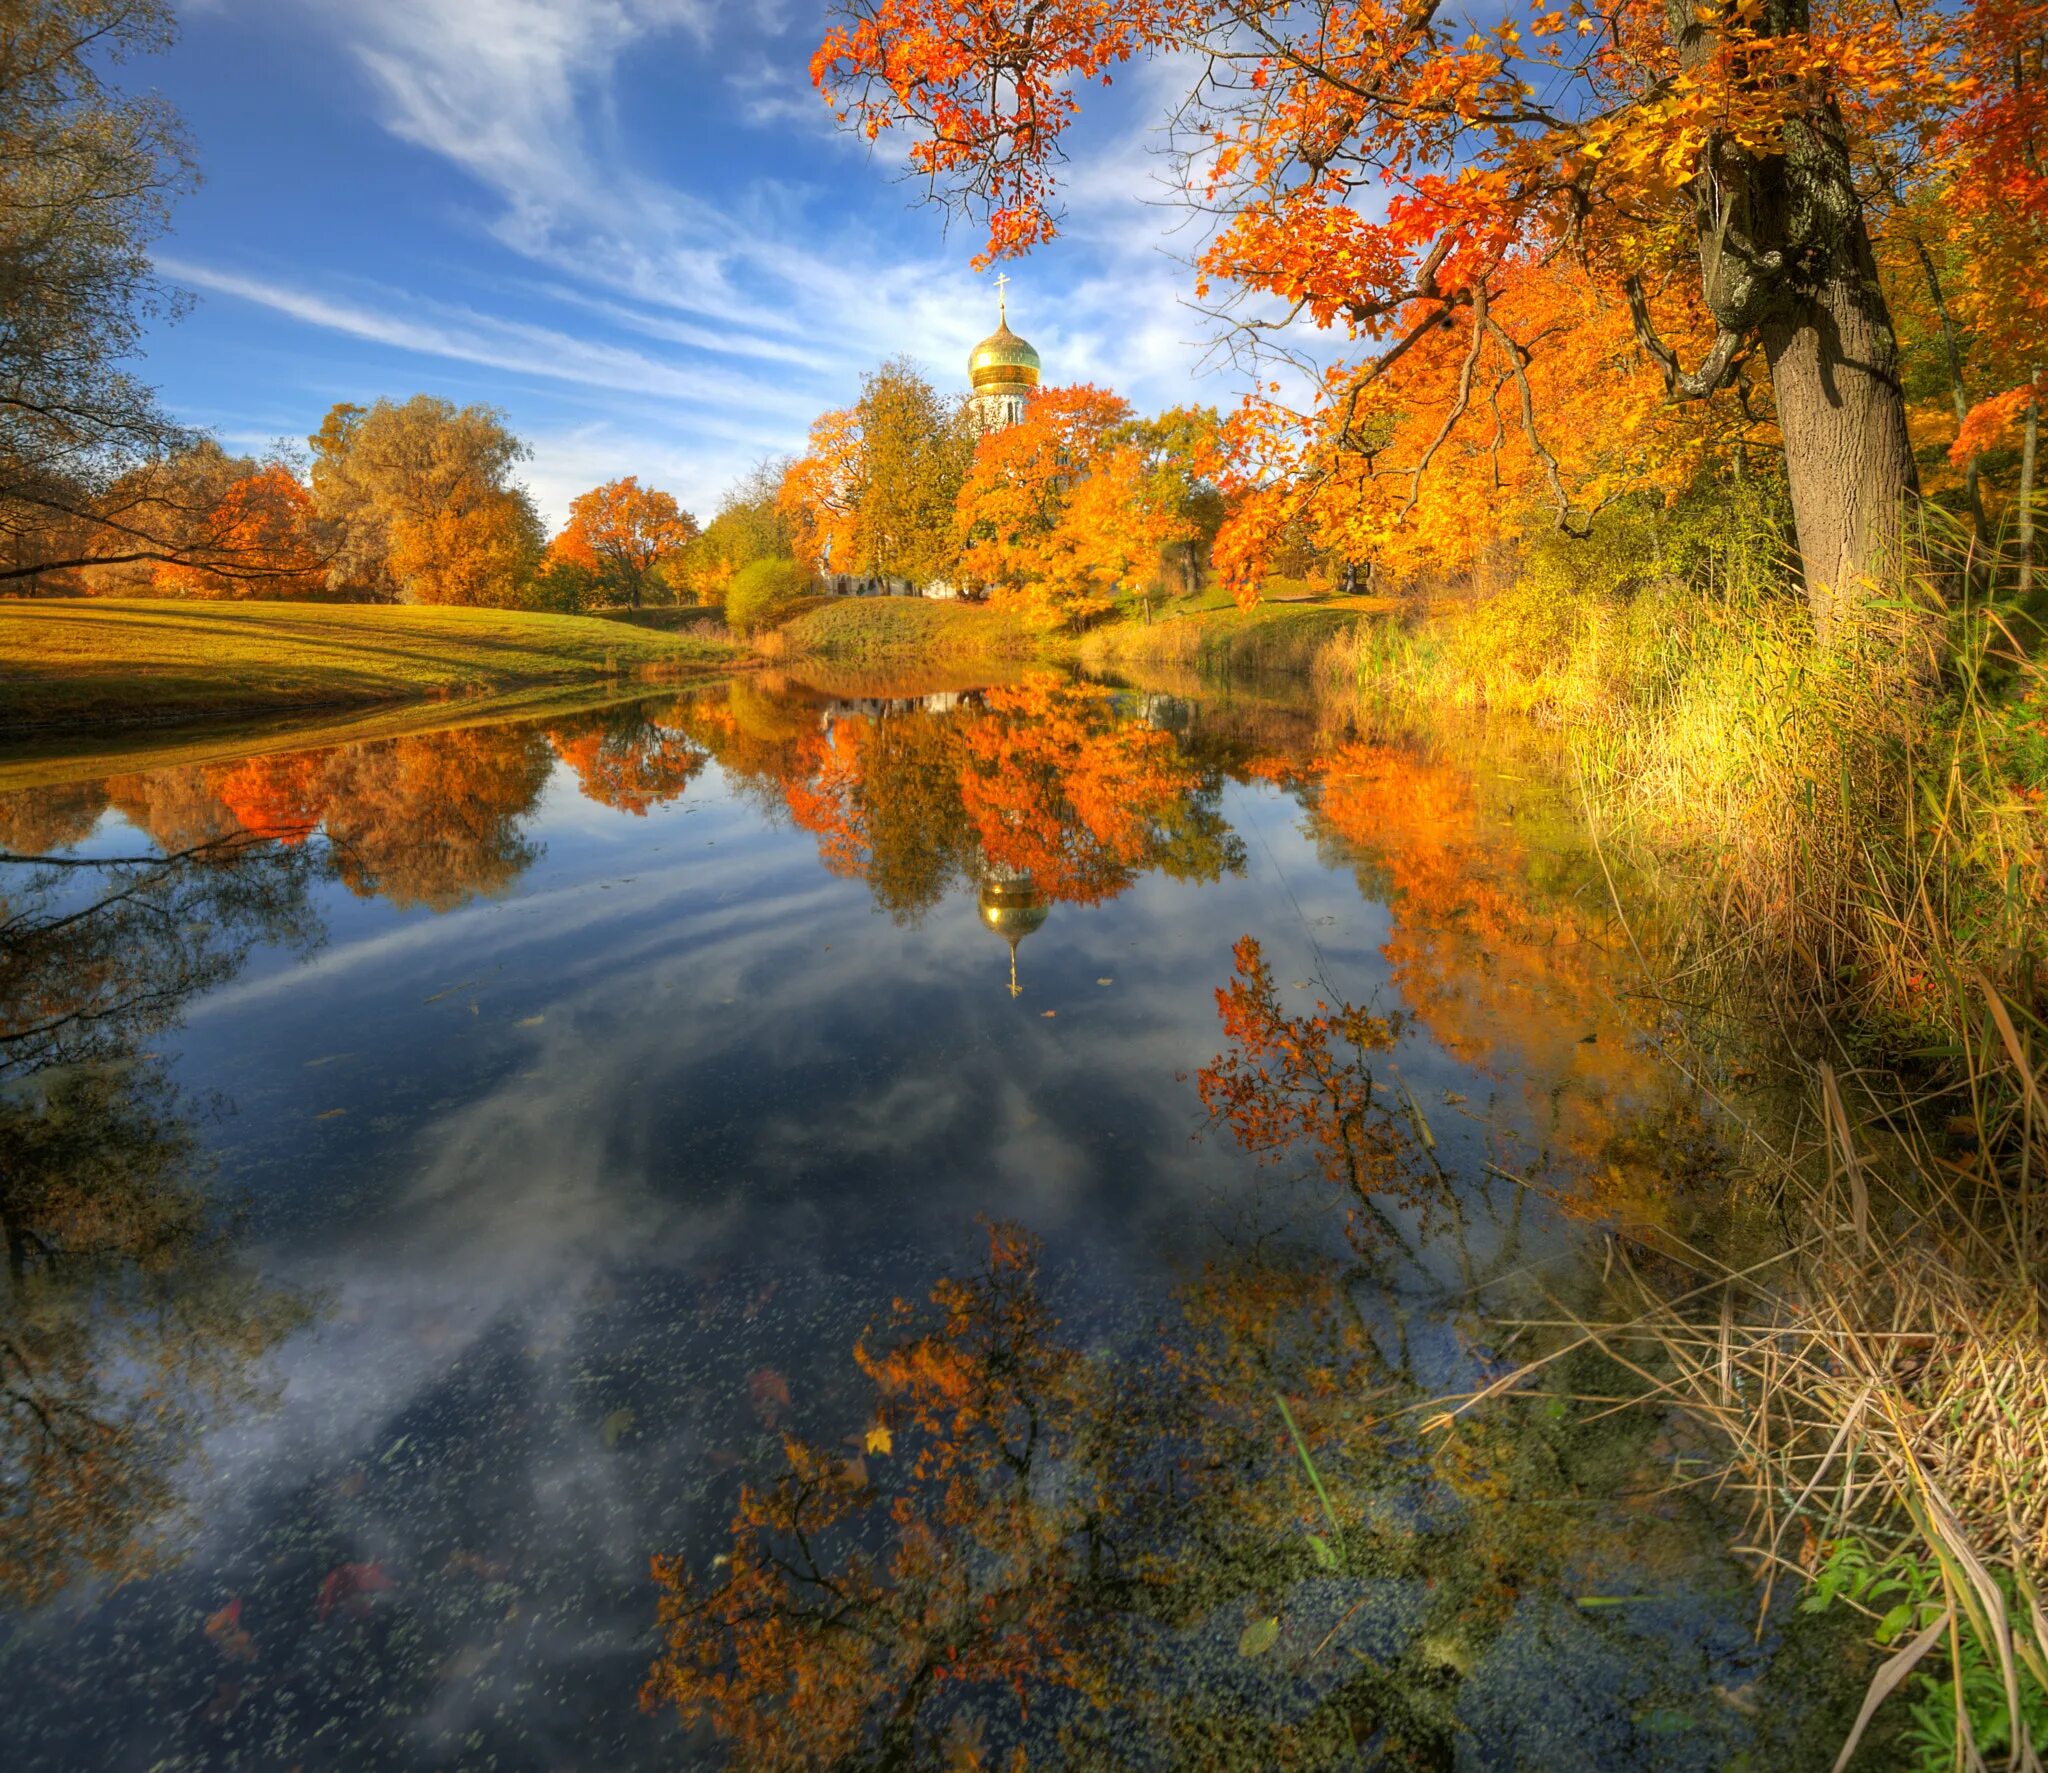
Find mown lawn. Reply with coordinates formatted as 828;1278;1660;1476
0;599;738;736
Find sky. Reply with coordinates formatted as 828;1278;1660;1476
140;0;1229;529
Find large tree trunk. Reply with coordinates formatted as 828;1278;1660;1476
1760;261;1916;644
1672;0;1919;643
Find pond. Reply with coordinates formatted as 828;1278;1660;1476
0;672;1860;1769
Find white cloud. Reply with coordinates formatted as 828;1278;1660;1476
183;0;1330;508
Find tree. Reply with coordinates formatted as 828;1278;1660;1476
854;357;975;586
1128;406;1226;597
812;0;1988;640
0;1;199;591
724;556;816;635
956;384;1150;623
306;396;542;605
148;464;323;598
680;459;795;605
777;406;864;574
550;475;699;609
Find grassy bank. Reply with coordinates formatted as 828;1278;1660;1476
1077;594;1395;682
769;597;1046;666
0;599;738;739
1067;508;2048;1760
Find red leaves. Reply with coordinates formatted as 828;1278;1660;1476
316;1560;395;1622
748;1366;794;1428
204;1595;257;1660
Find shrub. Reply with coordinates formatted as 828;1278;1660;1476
724;557;816;636
522;557;594;615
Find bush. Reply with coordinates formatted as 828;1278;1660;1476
724;557;816;636
522;558;594;615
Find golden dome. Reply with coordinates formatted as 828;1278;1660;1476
977;877;1049;944
977;872;1048;998
970;279;1040;393
969;323;1041;391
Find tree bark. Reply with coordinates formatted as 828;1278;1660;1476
1669;0;1919;643
2021;385;2039;600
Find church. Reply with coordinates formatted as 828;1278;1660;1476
821;282;1040;602
966;276;1041;431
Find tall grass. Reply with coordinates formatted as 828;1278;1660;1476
1325;495;2045;1049
1342;496;2048;1764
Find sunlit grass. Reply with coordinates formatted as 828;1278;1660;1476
771;597;1044;662
0;598;739;737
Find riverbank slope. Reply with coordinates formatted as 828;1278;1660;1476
0;599;739;739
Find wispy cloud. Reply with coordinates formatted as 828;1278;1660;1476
180;0;1273;514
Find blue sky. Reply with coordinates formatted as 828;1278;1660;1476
142;0;1222;528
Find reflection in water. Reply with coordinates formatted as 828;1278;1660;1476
642;953;1765;1767
0;831;320;1603
0;678;1861;1766
978;867;1047;998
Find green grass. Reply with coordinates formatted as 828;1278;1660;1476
772;597;1044;664
0;598;739;738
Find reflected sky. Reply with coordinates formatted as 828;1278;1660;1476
0;679;1850;1769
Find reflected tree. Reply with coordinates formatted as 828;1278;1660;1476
548;702;708;817
0;829;321;1604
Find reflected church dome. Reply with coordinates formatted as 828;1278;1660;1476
977;867;1048;998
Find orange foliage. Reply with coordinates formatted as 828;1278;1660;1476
550;476;698;607
814;0;2019;591
777;406;864;575
546;706;707;815
151;465;322;599
957;385;1175;623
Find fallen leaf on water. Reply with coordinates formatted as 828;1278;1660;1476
205;1597;257;1661
317;1561;395;1622
841;1456;869;1487
515;1015;545;1028
1238;1615;1280;1657
1041;1010;1057;1019
864;1422;893;1456
1096;977;1114;986
600;1408;635;1450
314;1108;347;1121
747;1367;792;1426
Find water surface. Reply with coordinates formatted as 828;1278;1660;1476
0;674;1854;1768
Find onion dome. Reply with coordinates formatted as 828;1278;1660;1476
977;871;1048;998
969;278;1041;394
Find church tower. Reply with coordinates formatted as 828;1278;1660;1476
968;276;1040;431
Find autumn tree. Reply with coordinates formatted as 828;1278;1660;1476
679;458;795;605
0;1;200;592
858;357;976;585
1127;405;1226;597
307;396;543;606
550;475;700;609
777;405;863;574
148;463;323;598
547;702;707;815
956;383;1142;622
811;0;2009;640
